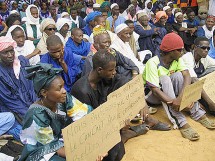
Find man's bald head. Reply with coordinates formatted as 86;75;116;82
71;28;83;36
71;28;83;44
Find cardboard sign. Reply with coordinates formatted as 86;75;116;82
62;75;146;161
62;100;121;161
108;75;146;128
200;71;215;103
179;79;205;111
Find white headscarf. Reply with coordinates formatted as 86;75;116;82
26;5;40;25
163;6;170;12
25;5;41;39
167;2;173;6
5;25;40;65
56;18;71;31
6;25;25;39
145;0;153;13
61;12;70;18
111;3;118;10
10;10;19;15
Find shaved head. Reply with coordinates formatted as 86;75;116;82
71;28;83;36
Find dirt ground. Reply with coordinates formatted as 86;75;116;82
122;107;215;161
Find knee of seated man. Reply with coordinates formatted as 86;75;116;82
159;75;172;85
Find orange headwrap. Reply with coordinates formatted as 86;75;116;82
154;11;168;24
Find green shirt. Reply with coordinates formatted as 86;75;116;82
142;56;187;88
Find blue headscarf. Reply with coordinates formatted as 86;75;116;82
85;11;102;24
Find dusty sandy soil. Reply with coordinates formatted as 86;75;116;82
122;107;215;161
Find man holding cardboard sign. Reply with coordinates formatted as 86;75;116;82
182;37;215;115
143;33;215;141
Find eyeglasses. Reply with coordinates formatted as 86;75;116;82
196;45;210;50
200;12;207;15
45;28;57;31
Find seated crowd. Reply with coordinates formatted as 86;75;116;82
0;0;215;160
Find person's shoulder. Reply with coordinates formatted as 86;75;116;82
114;74;130;85
65;37;73;47
107;16;112;20
26;104;52;125
183;52;193;57
18;55;30;65
72;76;90;93
24;40;35;46
147;56;159;63
73;75;89;88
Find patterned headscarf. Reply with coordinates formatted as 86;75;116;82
0;36;17;52
25;63;63;96
93;25;108;37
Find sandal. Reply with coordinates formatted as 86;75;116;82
149;107;157;114
180;127;200;141
149;121;171;131
198;117;215;129
120;124;149;143
130;124;149;136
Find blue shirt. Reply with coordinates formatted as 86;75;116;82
107;15;126;29
184;19;199;27
0;10;9;21
209;40;215;59
40;50;82;92
0;56;36;118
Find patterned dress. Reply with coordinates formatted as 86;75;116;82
19;93;92;161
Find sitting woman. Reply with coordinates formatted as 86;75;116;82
6;25;40;65
19;63;92;161
172;12;197;51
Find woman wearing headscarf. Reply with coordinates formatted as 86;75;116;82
144;0;154;21
6;25;40;65
22;4;42;47
37;18;56;55
0;36;36;126
19;63;92;161
122;4;137;22
100;1;111;17
153;11;168;54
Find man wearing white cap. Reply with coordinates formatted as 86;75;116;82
93;3;101;12
107;3;126;32
111;23;145;73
